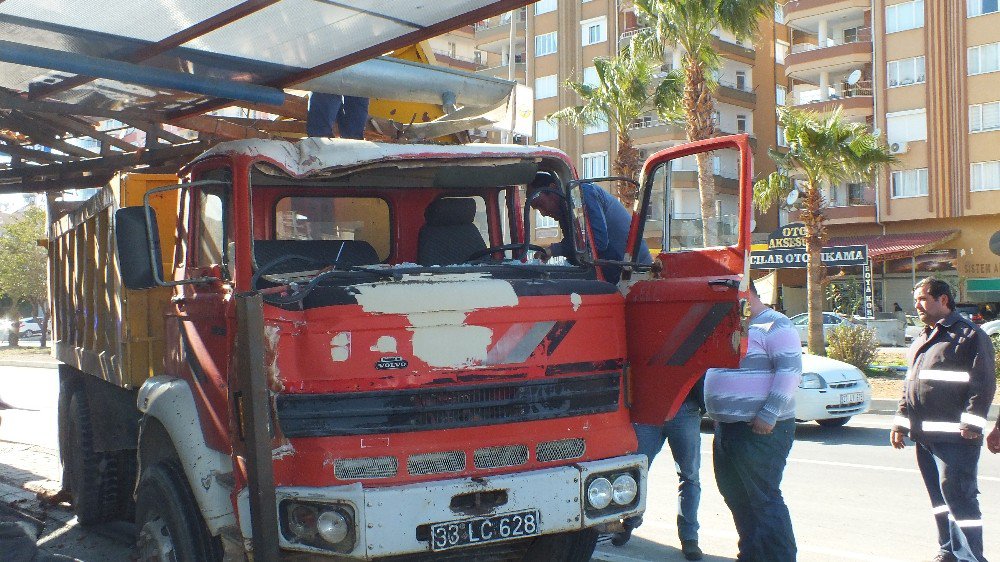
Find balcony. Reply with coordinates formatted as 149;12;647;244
791;80;873;118
619;27;650;47
785;32;872;80
716;79;756;107
782;0;870;28
476;60;526;80
474;12;526;52
629;116;685;142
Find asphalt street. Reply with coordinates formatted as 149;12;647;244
2;364;999;561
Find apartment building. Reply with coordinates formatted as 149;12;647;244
473;1;788;244
783;0;1000;309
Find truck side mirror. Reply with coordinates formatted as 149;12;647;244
115;206;164;290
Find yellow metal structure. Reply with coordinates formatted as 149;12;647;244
369;41;455;142
48;173;178;388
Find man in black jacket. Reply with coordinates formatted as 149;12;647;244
891;277;996;562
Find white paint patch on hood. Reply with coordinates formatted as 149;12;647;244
570;293;582;312
272;443;295;460
264;324;284;391
370;336;398;353
331;332;351;362
352;276;518;314
412;325;494;368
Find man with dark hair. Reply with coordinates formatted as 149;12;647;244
528;172;651;283
891;277;996;562
704;278;800;562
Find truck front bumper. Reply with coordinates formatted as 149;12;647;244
238;455;646;559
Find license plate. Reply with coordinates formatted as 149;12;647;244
429;509;539;551
841;392;864;405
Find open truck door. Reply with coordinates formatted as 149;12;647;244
623;135;753;425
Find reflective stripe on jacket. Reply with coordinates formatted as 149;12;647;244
892;311;996;443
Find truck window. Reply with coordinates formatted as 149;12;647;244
438;196;489;244
641;148;741;253
275;197;391;260
194;184;232;276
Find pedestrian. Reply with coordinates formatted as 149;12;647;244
528;172;651;283
617;380;705;560
306;93;369;139
890;277;996;562
704;279;800;562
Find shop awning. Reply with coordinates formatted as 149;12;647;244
828;230;959;263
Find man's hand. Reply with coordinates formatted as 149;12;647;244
890;429;906;449
749;417;774;435
988;426;1000;454
960;427;981;440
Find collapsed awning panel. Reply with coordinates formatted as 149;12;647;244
829;230;959;262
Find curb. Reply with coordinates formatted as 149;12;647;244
865;398;1000;419
0;359;58;369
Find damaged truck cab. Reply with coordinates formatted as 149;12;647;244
49;135;753;560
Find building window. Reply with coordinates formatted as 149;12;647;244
891;169;929;198
968;0;1000;17
583;66;599;87
584;116;609;135
776;85;787;105
969;42;1000;75
775;40;789;64
828;184;848;207
535;119;558;142
474;50;484;65
777;125;788;147
581;17;607;46
582;152;609;179
736;114;748;133
774;2;784;23
736;71;747;91
535;32;558;57
972;161;1000;191
970;100;1000;132
536;211;559;229
886;0;924;33
886;109;928;144
887;56;926;87
848;183;867;206
535;75;558;100
535;0;556;15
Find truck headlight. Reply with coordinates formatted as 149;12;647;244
280;501;355;553
586;477;613;509
612;474;638;505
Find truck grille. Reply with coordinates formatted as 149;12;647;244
474;445;528;469
536;438;585;462
275;372;621;438
334;456;398;480
407;451;466;476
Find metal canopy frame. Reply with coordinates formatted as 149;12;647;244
0;0;531;194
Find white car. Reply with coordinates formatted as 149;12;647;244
796;353;872;427
981;319;1000;341
0;317;45;339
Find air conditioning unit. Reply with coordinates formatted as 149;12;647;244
889;142;909;154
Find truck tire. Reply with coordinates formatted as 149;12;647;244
66;389;128;525
523;528;598;562
135;460;222;562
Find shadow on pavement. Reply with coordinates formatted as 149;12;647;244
597;535;734;561
792;422;891;447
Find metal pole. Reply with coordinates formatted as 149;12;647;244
233;292;279;560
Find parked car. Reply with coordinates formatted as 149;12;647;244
796;353;872;427
904;315;924;343
0;317;45;339
955;303;986;324
981;319;1000;341
788;312;859;344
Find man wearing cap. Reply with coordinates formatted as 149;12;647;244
891;277;996;562
528;172;651;284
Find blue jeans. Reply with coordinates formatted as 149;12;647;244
713;418;796;562
916;440;987;562
633;400;702;542
306;93;369;139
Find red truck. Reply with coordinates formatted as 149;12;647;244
48;134;752;560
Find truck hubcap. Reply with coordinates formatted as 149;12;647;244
138;515;177;562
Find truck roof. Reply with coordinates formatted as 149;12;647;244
188;138;573;179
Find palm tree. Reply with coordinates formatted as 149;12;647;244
754;107;896;355
634;0;773;246
548;39;682;209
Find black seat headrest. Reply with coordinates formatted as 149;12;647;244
424;198;477;226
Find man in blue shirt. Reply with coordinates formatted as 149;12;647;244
528;172;651;283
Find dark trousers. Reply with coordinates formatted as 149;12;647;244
306;93;369;139
714;418;797;562
916;440;987;562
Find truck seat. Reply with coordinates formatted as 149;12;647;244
417;198;487;266
253;239;379;273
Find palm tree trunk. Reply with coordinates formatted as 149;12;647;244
802;182;827;355
683;56;718;247
615;132;640;209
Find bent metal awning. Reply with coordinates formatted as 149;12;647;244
828;230;959;263
0;0;532;193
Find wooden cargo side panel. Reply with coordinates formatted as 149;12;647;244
49;173;178;389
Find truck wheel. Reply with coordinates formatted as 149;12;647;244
523;528;598;562
135;460;222;562
66;389;126;525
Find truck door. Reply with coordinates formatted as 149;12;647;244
623;135;753;425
